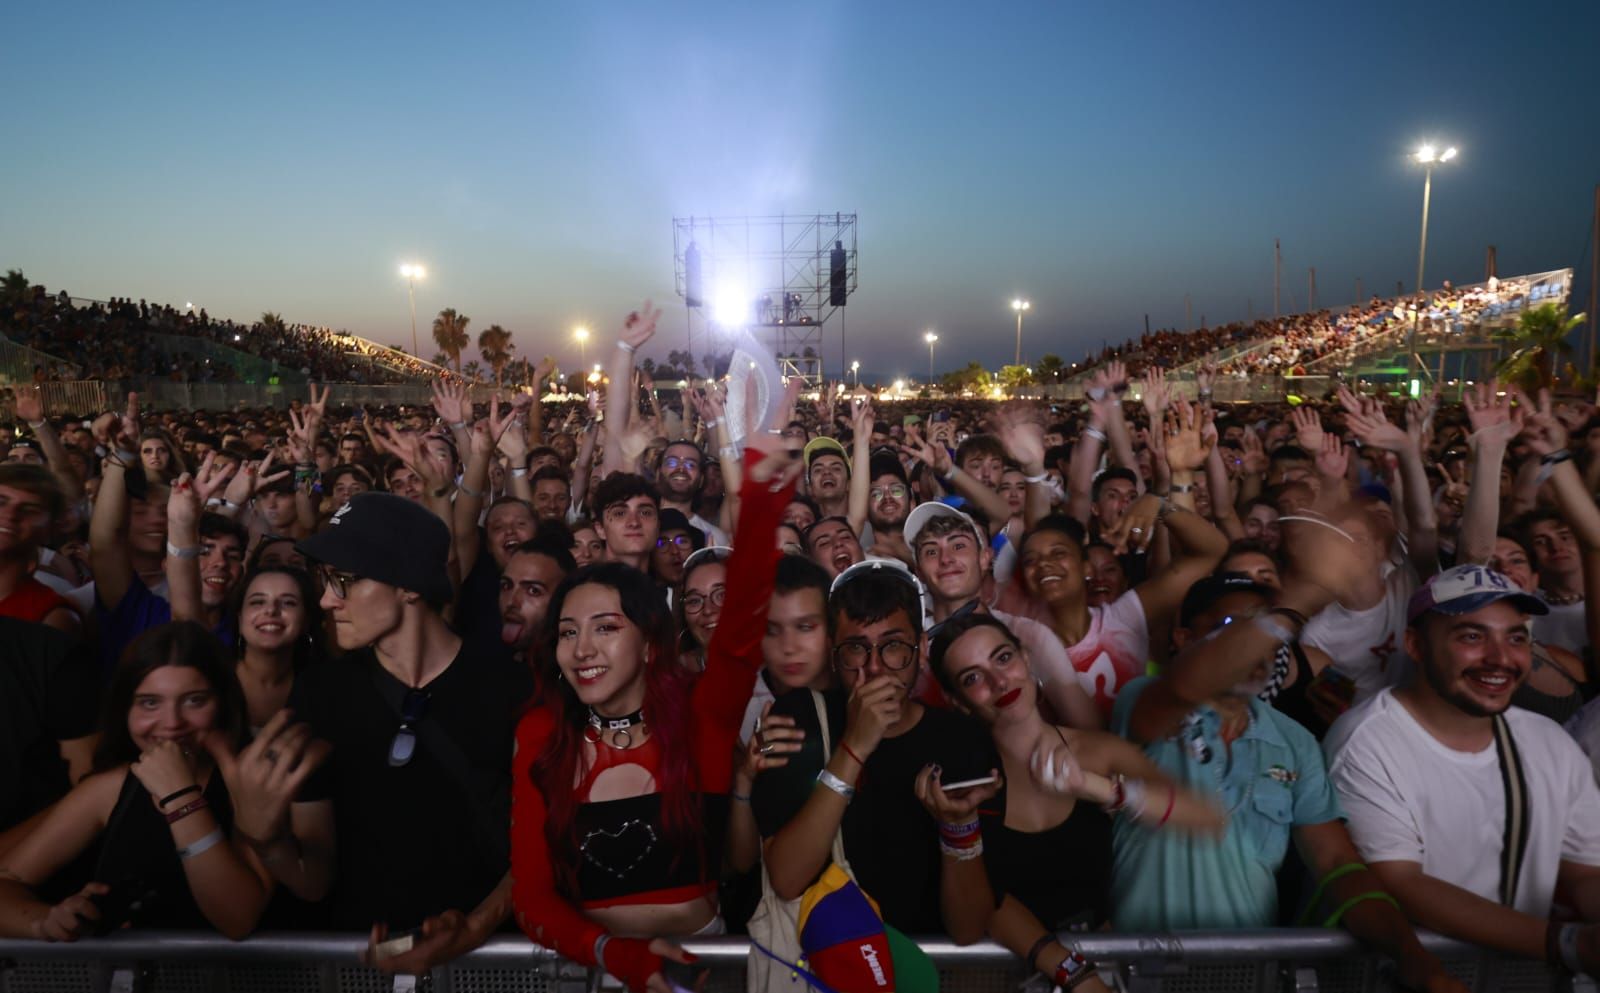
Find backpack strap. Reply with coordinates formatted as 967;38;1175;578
1492;713;1531;907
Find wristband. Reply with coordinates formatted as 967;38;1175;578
941;464;958;482
1025;934;1057;972
158;785;201;809
816;769;857;801
1087;387;1107;403
729;792;751;804
1558;922;1583;975
1084;426;1108;443
511;467;528;478
705;417;722;429
939;836;985;860
1197;390;1213;400
616;340;636;354
27;420;46;430
458;481;484;499
115;448;138;464
177;828;226;861
1023;471;1050;484
166;542;200;560
164;796;209;824
1540;449;1574;466
1053;950;1096;990
449;420;467;431
1169;482;1194;493
220;498;240;512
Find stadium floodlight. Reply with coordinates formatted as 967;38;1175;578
399;263;426;358
924;331;939;384
851;359;860;386
574;326;589;365
1407;143;1458;380
1011;299;1031;365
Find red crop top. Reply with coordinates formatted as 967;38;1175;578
510;457;791;969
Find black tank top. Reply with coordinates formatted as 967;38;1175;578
979;787;1112;931
93;770;234;931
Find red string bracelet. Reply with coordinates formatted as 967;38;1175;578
840;741;865;767
1154;784;1175;828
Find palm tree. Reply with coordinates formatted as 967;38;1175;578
2;269;31;311
431;309;471;371
462;359;485;381
1494;303;1587;391
260;311;287;336
477;324;515;385
1037;354;1066;382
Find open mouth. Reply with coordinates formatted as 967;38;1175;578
1464;667;1517;696
574;665;608;685
995;687;1022;708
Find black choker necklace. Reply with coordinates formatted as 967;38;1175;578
585;708;646;748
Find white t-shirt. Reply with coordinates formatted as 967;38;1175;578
1533;599;1588;659
1025;588;1149;717
1325;689;1600;916
1301;562;1415;705
690;512;730;548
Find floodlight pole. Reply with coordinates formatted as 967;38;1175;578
1410;161;1436;383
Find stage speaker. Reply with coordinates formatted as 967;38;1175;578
829;241;847;306
685;243;703;308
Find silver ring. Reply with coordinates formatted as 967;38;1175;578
758;743;775;755
1130;527;1144;535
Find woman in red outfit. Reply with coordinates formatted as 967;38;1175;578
511;440;798;993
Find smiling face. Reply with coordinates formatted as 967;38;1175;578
658;443;704;501
962;453;1004;490
1489;537;1536;593
240;572;307;652
681;561;726;649
783;500;817;532
1085;545;1128;607
998;469;1028;517
1244;504;1281;551
198;533;246;608
0;484;52;555
913;523;989;607
1092;478;1137;531
763;587;831;691
1407;601;1533;718
532;477;571;522
127;664;220;755
555;582;648;715
806;518;862;578
1021;528;1087;606
868;476;910;532
808;454;848;502
128;494;169;557
939;624;1034;724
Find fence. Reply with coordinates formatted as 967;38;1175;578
0;930;1586;993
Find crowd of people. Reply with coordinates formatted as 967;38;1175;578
3;302;1600;993
1073;275;1552;382
3;281;425;385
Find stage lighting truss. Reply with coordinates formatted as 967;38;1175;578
672;213;858;390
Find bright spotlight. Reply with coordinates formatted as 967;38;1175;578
1440;146;1458;162
711;286;751;326
1415;144;1437;164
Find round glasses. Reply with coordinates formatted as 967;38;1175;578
833;639;918;671
682;588;727;615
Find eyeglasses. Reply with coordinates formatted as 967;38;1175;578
663;455;700;471
682;588;727;614
318;566;360;599
870;485;909;502
834;639;918;671
657;534;695;551
388;688;430;768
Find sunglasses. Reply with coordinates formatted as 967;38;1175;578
388;688;430;768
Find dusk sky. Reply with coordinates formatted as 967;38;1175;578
4;0;1597;380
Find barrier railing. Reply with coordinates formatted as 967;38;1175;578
0;931;1585;993
0;336;81;385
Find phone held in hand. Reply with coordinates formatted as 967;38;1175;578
941;774;999;793
374;927;423;960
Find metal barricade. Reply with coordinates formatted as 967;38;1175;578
0;931;1585;993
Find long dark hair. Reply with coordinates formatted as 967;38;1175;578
528;562;700;897
93;621;247;771
229;565;325;672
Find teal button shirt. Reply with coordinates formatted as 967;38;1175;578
1108;676;1343;930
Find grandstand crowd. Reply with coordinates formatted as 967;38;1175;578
1078;274;1549;381
2;282;428;385
4;300;1600;993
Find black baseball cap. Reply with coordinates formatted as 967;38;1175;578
1180;572;1276;628
297;492;453;604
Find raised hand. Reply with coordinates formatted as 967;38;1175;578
1163;397;1213;472
490;395;529;464
167;472;203;532
1238;428;1269;475
1106;493;1163;554
120;392;141;447
1196;363;1217;396
1315;434;1349;480
305;382;330;422
994;402;1047;471
129;739;199;810
1513;387;1569;457
377;425;449;492
848;394;875;440
13;384;44;425
1462;380;1522;448
1341;390;1413;454
743;428;803;489
619;301;662;351
617;414;663;469
899;423;952;475
1290;406;1325;453
1029;737;1087;798
430;377;469;427
533;355;557;384
1140;368;1170;421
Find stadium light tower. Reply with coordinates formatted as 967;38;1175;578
574;325;590;366
1408;144;1456;382
924;331;939;384
851;359;860;386
1011;299;1031;365
400;263;426;357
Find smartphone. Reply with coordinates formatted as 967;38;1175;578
941;774;999;792
374;927;423;960
85;879;159;937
